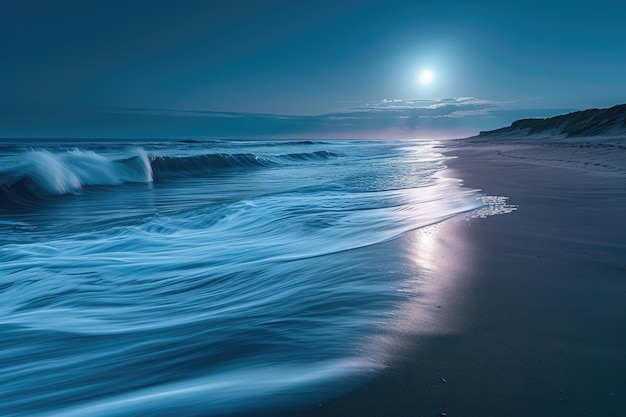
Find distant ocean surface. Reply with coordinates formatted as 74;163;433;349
0;139;512;416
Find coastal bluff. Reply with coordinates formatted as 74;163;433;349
477;104;626;138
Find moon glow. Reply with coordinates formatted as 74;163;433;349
419;69;434;85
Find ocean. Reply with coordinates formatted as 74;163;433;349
0;139;513;416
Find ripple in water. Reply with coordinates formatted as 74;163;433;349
0;139;514;416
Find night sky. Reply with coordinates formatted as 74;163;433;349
2;0;625;139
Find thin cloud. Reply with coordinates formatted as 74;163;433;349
0;99;574;139
94;98;570;138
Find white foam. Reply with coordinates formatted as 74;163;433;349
22;148;153;196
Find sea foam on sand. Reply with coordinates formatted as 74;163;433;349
303;134;626;417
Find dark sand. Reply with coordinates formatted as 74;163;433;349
300;140;626;416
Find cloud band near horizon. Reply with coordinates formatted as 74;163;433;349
0;98;574;140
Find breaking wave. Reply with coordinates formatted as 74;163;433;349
0;148;337;206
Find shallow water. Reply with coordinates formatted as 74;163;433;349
0;139;512;416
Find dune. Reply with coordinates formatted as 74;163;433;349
476;104;626;139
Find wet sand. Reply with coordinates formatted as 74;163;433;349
300;139;626;416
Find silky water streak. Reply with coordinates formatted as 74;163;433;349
0;139;514;416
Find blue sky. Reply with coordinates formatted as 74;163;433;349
1;0;625;139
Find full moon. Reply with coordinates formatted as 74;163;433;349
419;69;434;85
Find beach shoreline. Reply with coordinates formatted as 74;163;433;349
299;138;626;416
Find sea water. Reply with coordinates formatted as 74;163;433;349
0;139;512;416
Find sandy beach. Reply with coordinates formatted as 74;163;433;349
300;138;626;417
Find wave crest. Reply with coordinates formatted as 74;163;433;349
0;147;337;207
0;148;153;205
150;150;337;179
